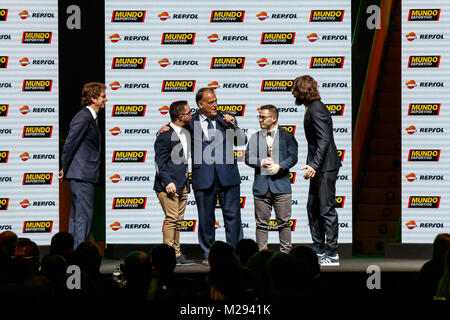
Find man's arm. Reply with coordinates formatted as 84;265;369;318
245;133;262;169
61;116;90;174
279;132;298;173
154;134;175;188
308;106;331;171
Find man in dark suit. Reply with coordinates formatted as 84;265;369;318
154;100;194;266
189;88;247;264
292;75;342;265
245;105;298;253
58;82;106;249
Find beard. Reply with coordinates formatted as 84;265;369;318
294;96;304;106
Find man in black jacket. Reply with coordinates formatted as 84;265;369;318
154;100;194;265
292;75;342;265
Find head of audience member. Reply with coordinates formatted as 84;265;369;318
123;251;152;287
292;75;321;106
196;88;218;118
50;232;74;260
431;233;450;263
71;240;102;277
9;238;40;284
151;244;176;280
236;239;259;267
267;252;298;299
0;231;18;257
258;105;279;131
290;246;321;288
170;100;192;127
40;254;68;284
247;250;274;299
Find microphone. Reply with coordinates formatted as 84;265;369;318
217;110;238;129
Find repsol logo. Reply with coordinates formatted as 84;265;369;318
173;13;199;20
162;80;196;92
406;221;444;229
0;56;8;68
0;82;11;88
408;196;440;208
419;82;444;88
113;197;147;209
110;222;150;231
210;10;245;23
337;150;345;162
22;126;52;138
335;196;345;208
406;32;444;41
408;103;440;115
310;56;344;68
23;221;53;233
112;151;147;163
408;56;440;68
306;33;348;42
337;175;349;180
112;57;146;69
0;104;8;116
217;105;245;116
408;9;440;21
22;173;53;185
0;151;9;163
280;125;296;135
0;225;12;230
30;107;55;113
261;32;295;44
407;173;445;182
32;154;55;160
0;9;7;21
210;57;245;69
0;176;12;182
219;35;249;41
22;31;52;44
310;10;344;22
290;172;296;184
22;80;52;92
111;10;146;23
268;219;297;231
271;60;298;66
321;82;348;88
112;105;146;117
261;80;293;92
161;33;195;45
119;83;150;89
277;107;298;112
109;127;150;135
0;35;11;40
334;128;349;134
0;129;12;134
0;198;9;210
234;150;246;162
221;83;249;89
408;149;440;161
326;104;345;116
29;200;56;207
109;34;150;42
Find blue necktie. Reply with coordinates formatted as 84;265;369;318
206;118;215;142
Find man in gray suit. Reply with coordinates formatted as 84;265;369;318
58;82;107;248
245;105;298;253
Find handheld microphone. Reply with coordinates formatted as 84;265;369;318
217;110;238;129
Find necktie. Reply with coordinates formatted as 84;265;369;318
206;117;215;142
267;130;272;137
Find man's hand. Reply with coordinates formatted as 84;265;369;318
267;164;281;175
166;183;176;196
222;114;236;125
301;165;316;179
261;158;274;167
57;169;64;180
158;124;170;134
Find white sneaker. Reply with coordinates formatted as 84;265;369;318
320;254;340;266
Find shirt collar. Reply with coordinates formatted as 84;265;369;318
264;126;278;137
86;106;97;120
170;122;183;134
199;113;215;122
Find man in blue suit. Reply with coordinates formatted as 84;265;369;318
58;82;106;248
154;100;194;266
245;105;298;253
189;88;247;264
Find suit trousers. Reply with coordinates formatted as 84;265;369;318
254;191;292;253
194;169;243;258
307;169;339;256
69;180;94;249
157;185;188;258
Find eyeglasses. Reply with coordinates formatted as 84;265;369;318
179;111;192;116
257;115;275;120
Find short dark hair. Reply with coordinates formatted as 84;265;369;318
81;82;106;107
195;87;214;105
169;100;188;121
260;104;279;120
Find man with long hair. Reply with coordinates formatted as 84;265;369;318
292;75;341;265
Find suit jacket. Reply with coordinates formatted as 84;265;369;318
303;100;341;173
61;107;101;183
187;112;247;190
245;126;298;196
153;126;189;194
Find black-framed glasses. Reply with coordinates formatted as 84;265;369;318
257;115;275;120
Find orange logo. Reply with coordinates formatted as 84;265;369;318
20;152;30;161
405;32;416;41
405;80;416;89
208;81;219;90
109;34;120;42
19;57;29;67
405;173;417;182
110;222;122;231
257;58;268;67
20;199;30;208
19;10;29;20
20;105;30;115
406;220;417;230
109;174;121;183
405;125;417;135
256;11;268;21
208;34;219;42
109;81;121;90
159;106;169;115
109;127;121;136
307;33;318;42
158;58;170;67
158;12;169;21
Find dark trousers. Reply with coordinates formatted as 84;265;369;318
69;180;94;249
307;169;339;256
194;171;243;258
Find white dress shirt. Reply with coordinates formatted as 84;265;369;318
86;106;97;120
170;122;189;161
199;113;216;140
